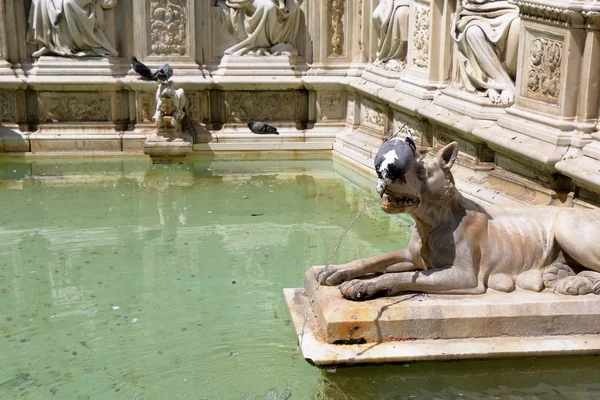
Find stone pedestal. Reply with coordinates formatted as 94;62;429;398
284;267;600;365
143;117;193;164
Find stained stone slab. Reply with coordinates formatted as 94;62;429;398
283;267;600;365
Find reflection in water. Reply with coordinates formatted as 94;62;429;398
0;156;597;399
316;356;600;399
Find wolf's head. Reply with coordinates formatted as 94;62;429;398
377;141;459;215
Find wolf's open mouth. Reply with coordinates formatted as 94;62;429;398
383;193;420;208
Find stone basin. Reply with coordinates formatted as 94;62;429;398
284;267;600;365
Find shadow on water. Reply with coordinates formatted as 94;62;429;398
314;355;600;399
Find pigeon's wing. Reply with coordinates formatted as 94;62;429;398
165;64;173;80
152;64;173;81
404;135;417;156
248;122;264;133
132;60;154;80
374;140;395;177
263;124;278;134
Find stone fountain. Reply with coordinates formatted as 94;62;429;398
142;80;193;164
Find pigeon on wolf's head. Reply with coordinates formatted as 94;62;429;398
152;63;173;82
374;130;417;197
248;121;279;135
131;57;154;81
130;58;173;83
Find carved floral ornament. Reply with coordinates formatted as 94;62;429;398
319;93;344;120
329;0;345;56
149;0;188;56
527;37;562;100
412;5;430;68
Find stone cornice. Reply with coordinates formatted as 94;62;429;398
510;0;600;27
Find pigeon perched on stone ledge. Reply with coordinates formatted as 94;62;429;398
374;130;417;196
248;122;279;135
152;64;173;82
131;57;153;81
130;57;173;82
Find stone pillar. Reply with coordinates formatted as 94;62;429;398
500;1;586;145
132;0;199;74
397;0;456;99
473;1;593;206
556;5;600;207
307;0;365;76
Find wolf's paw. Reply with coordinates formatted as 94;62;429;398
576;271;600;294
339;279;377;301
315;266;352;286
554;276;593;295
543;263;575;288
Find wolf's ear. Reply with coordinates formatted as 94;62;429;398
436;142;459;170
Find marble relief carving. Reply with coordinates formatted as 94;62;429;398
149;0;188;56
319;92;344;121
412;4;430;69
0;93;13;122
372;0;410;71
361;100;385;128
216;0;302;56
28;0;119;58
451;0;520;105
346;99;355;122
226;92;295;122
38;93;111;122
329;0;345;56
186;93;200;121
527;37;562;101
140;94;155;122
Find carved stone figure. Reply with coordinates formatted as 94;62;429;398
215;0;302;56
317;141;600;300
27;0;119;58
153;81;187;131
451;0;520;105
372;0;410;71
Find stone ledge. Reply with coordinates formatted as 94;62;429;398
304;267;600;344
284;281;600;365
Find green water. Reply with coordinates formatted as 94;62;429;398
0;156;599;400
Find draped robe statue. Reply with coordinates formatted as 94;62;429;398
28;0;118;58
451;0;520;105
372;0;410;70
216;0;302;56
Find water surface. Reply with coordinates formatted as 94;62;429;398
0;156;598;400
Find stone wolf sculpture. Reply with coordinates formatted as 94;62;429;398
153;81;187;129
317;141;600;300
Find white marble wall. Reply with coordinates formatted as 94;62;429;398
0;0;600;207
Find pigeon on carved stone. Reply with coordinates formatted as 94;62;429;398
374;130;417;196
131;57;153;81
152;64;174;82
248;122;279;135
130;58;173;83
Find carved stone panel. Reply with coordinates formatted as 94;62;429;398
391;111;429;148
137;0;194;61
38;93;112;123
360;99;386;132
329;0;345;57
225;92;296;122
0;92;14;122
412;4;430;69
148;0;188;56
526;36;562;102
137;93;156;123
186;92;200;121
317;92;345;121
